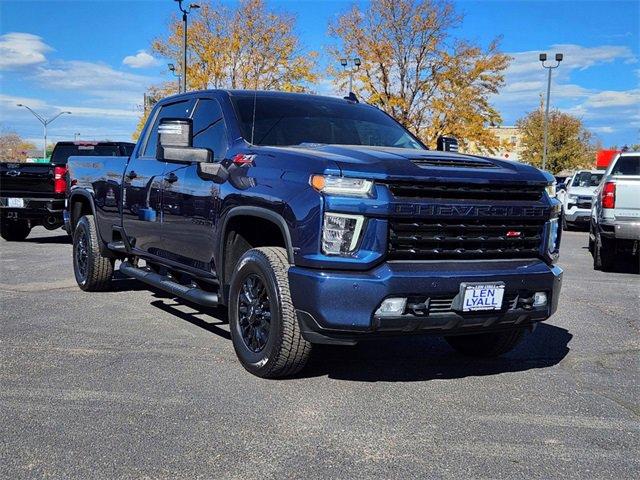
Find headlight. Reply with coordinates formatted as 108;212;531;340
322;213;365;255
547;218;559;254
567;194;578;201
545;183;556;198
311;175;373;197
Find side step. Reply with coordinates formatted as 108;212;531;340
119;261;219;307
107;241;127;253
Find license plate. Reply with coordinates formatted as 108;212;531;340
461;283;505;312
7;198;24;208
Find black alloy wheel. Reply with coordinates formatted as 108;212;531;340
74;227;89;282
237;273;272;353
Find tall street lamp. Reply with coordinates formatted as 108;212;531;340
175;0;200;93
340;57;361;95
539;52;563;171
168;63;182;93
16;104;71;160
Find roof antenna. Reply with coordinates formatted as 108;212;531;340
344;91;359;103
250;81;258;145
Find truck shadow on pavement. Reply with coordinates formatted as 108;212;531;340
147;291;572;382
150;298;231;340
24;233;71;244
303;324;573;382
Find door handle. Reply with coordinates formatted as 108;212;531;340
164;172;178;183
126;170;137;180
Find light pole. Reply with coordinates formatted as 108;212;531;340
175;0;200;93
74;133;81;141
340;57;361;95
17;104;71;160
168;63;182;93
539;52;563;171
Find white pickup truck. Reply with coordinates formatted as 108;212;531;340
562;169;604;229
589;152;640;270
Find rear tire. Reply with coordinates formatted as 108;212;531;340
229;247;311;378
0;220;31;241
593;232;615;271
445;328;524;357
73;215;114;291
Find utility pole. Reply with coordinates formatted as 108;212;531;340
16;104;71;160
340;57;361;95
175;0;200;93
539;52;563;171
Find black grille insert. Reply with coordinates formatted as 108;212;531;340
389;218;545;260
405;294;519;315
384;181;544;201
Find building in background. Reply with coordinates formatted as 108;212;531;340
466;126;525;162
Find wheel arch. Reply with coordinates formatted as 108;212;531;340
218;206;295;293
68;190;110;255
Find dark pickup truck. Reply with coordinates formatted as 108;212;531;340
66;90;563;378
0;141;134;241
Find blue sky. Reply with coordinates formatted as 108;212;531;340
0;0;638;148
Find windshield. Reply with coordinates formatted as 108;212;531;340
51;144;123;164
231;95;424;150
571;171;603;187
611;155;640;175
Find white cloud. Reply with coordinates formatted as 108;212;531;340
36;60;152;91
584;90;640;108
123;50;160;69
493;43;640;142
0;32;52;70
591;126;615;134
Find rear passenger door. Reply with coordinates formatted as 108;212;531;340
161;97;228;271
122;98;195;255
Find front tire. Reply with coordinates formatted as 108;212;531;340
73;215;114;291
229;247;311;378
0;220;31;241
445;328;524;357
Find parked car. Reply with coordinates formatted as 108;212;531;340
562;169;604;230
65;90;563;378
589;152;640;271
0;141;134;241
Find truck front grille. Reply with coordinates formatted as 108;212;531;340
388;218;545;260
383;181;544;201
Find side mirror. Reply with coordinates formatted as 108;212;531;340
157;118;211;164
437;135;458;152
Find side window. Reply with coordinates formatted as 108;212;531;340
143;99;195;158
192;98;228;161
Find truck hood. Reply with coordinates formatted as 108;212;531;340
273;144;551;185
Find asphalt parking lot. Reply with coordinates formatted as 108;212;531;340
1;228;638;479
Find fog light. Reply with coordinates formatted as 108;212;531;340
375;297;407;317
533;291;547;307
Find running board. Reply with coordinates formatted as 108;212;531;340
119;261;219;307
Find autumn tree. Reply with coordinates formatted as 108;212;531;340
516;102;594;174
0;132;36;162
134;0;317;140
329;0;510;150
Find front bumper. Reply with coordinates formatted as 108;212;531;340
564;206;591;224
289;259;563;344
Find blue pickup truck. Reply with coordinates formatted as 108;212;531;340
66;90;563;378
